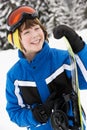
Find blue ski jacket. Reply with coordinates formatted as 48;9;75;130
6;41;87;130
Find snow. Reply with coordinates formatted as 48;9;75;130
0;30;87;129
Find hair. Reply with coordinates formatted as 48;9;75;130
18;18;49;42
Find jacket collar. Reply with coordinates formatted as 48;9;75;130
18;41;50;62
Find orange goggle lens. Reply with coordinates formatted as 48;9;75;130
7;6;38;32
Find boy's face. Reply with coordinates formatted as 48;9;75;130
20;24;44;57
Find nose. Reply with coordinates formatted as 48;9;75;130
31;30;38;39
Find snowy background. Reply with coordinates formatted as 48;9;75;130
0;31;87;130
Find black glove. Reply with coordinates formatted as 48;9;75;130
53;25;85;53
32;92;57;123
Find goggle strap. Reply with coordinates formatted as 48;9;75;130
13;29;22;50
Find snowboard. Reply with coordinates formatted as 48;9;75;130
50;36;86;130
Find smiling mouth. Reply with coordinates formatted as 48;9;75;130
31;39;40;44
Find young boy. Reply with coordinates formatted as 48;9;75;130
6;5;86;130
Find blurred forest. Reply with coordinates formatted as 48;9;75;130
0;0;87;50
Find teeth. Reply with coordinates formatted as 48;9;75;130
32;39;40;44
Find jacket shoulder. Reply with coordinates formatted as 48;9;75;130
7;59;21;76
50;47;69;60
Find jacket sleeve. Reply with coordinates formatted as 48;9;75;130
75;43;87;90
6;72;39;127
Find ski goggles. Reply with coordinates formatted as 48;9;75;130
7;6;38;32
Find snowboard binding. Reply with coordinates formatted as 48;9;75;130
51;110;69;130
50;92;84;130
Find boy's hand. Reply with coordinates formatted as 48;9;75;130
53;25;85;53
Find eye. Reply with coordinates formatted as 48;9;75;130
24;31;30;35
34;25;41;30
35;27;40;30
